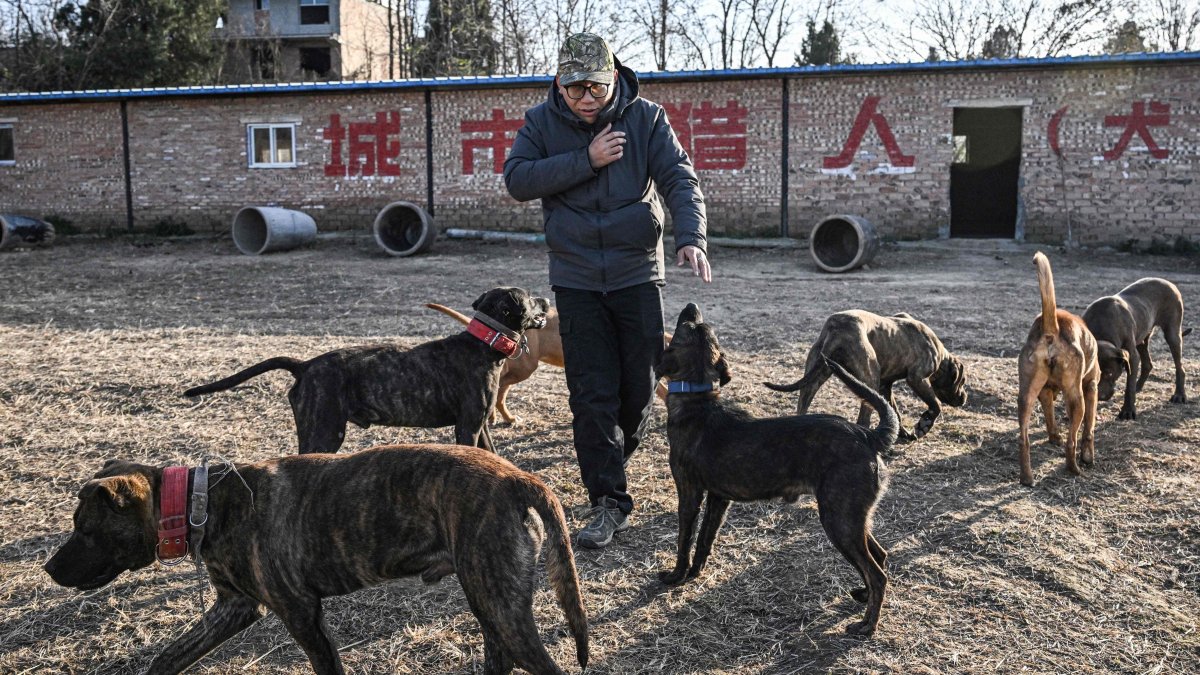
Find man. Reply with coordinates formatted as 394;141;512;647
504;33;711;549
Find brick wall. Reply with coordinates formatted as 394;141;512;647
1;58;1197;246
0;103;127;229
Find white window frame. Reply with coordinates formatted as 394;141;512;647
247;123;297;168
299;0;330;25
0;124;14;165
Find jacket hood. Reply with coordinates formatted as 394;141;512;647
547;56;640;130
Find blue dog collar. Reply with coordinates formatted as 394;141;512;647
667;380;718;394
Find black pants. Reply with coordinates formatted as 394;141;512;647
555;282;665;515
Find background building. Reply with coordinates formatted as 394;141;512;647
219;0;398;82
0;52;1197;247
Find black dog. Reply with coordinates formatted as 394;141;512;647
1082;277;1190;420
655;303;895;636
184;287;549;453
44;446;588;675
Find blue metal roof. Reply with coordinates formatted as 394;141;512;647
2;50;1197;104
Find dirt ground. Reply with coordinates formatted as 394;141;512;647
1;233;1198;674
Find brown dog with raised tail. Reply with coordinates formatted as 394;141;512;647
1017;252;1099;486
655;303;894;637
44;445;588;675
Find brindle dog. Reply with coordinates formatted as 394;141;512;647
655;303;896;636
426;302;564;425
764;310;967;444
44;446;588;675
184;287;549;454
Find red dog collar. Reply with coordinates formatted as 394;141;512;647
157;466;189;562
467;317;523;358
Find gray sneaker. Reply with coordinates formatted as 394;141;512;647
577;497;629;549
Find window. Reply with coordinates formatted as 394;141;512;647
247;124;296;168
0;125;14;164
255;0;269;9
299;0;330;25
300;47;332;78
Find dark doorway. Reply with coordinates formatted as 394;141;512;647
950;107;1022;238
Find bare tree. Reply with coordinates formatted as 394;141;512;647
746;0;800;66
894;0;1115;61
626;0;708;69
1139;0;1200;50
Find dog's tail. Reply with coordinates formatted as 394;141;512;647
820;354;899;450
1033;252;1059;336
424;302;472;327
762;362;826;393
183;357;307;397
531;487;589;671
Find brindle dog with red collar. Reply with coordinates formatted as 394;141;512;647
44;446;588;675
184;287;549;454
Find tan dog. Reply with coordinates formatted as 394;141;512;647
427;303;672;423
1017;252;1100;486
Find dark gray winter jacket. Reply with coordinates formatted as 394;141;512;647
503;60;707;292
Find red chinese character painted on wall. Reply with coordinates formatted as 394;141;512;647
663;102;694;157
461;109;524;175
323;111;401;178
663;100;747;170
1102;101;1170;161
691;101;747;170
823;96;914;169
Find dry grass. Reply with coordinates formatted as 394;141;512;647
1;234;1198;674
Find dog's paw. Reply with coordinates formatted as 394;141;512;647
896;428;916;444
658;569;690;585
1170;392;1187;404
1047;433;1063;447
914;412;936;438
844;619;876;637
849;587;869;603
1020;472;1035;487
1117;406;1136;420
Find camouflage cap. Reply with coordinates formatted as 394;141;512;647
557;33;615;86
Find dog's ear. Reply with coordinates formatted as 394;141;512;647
470;291;489;311
893;312;913;320
1096;340;1129;375
81;476;146;512
714;352;732;386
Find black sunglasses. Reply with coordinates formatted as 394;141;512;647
564;82;611;100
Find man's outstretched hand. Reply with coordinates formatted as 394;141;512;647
677;245;712;283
